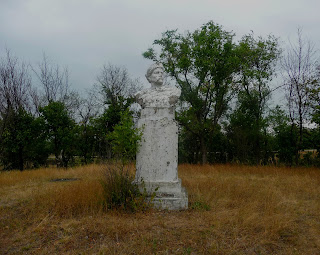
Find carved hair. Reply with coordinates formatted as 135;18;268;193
145;63;164;82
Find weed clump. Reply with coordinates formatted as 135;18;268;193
191;200;211;211
100;164;152;212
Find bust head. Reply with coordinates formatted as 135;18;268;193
145;63;165;88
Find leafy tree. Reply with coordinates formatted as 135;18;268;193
0;50;47;170
268;106;297;165
92;102;131;160
0;108;49;170
227;95;262;163
312;105;320;126
40;101;76;168
309;81;320;163
143;21;238;164
75;122;96;164
178;126;200;164
310;67;320;126
230;33;280;163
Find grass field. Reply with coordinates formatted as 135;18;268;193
0;164;319;254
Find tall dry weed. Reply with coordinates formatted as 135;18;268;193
31;179;104;218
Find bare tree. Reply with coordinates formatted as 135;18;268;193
96;63;142;106
32;53;79;113
77;90;101;125
0;49;32;124
281;28;319;155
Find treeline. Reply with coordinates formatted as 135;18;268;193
1;21;320;170
0;51;141;170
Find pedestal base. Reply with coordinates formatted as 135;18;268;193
136;179;188;210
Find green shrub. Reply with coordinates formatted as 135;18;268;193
100;110;154;212
107;110;142;164
191;200;211;211
100;164;153;212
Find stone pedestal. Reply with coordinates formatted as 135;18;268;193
135;86;188;210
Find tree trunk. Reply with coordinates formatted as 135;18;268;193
200;136;208;165
299;114;303;149
290;123;298;166
18;146;24;171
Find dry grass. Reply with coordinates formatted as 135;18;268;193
0;164;319;254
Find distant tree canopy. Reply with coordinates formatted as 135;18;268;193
0;21;320;170
0;52;142;170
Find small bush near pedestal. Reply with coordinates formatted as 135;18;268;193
100;164;154;212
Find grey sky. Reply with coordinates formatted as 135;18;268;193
1;0;320;94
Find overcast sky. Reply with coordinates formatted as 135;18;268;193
1;0;320;95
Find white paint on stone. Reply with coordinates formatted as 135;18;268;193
135;63;188;210
135;86;181;108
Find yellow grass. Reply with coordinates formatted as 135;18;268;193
0;164;320;254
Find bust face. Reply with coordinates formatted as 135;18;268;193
148;67;164;87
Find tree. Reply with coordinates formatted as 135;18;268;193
268;106;297;165
0;50;32;132
281;28;320;162
143;21;238;164
96;63;142;108
92;64;142;160
309;67;320;162
108;110;142;164
310;66;320;126
32;53;79;114
229;33;280;163
40;101;76;168
0;50;35;170
227;96;263;163
76;93;100;164
91;100;132;160
0;108;49;170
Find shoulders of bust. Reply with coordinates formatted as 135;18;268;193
157;85;181;94
135;88;149;98
162;86;181;97
136;86;180;96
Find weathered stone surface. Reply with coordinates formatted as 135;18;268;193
135;63;188;210
135;86;181;108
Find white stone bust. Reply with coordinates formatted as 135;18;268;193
136;63;181;108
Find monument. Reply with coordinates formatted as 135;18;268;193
135;63;188;210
